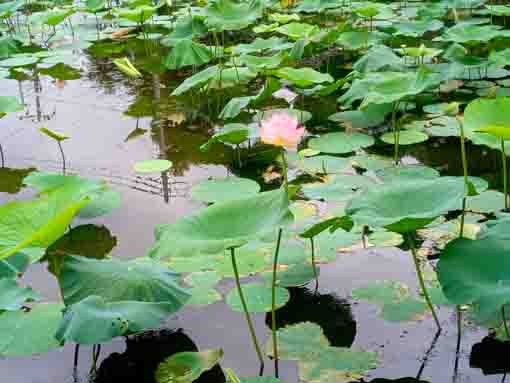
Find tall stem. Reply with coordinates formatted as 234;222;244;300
407;233;442;331
281;149;289;195
310;237;319;292
502;306;510;339
230;248;264;369
0;142;4;168
392;101;400;166
58;141;66;175
457;120;470;237
502;140;508;210
271;228;283;378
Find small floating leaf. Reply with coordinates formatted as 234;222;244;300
155;349;224;383
226;282;289;313
133;159;173;174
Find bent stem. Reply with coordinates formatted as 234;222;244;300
230;248;264;369
271;228;283;378
58;141;66;175
407;233;442;331
310;237;319;292
502;140;508;210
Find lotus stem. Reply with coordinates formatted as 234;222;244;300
310;237;319;292
230;248;264;369
407;233;442;331
0;142;4;168
503;306;510;339
73;344;80;369
459;120;469;237
502;140;508;210
281;149;289;195
392;101;400;166
57;141;66;175
271;228;283;378
456;305;462;356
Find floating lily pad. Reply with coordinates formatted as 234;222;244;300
133;159;173;174
380;131;429;145
296;155;351;174
191;177;260;203
308;132;375;154
263;263;318;287
302;174;375;202
226;282;289;313
155;349;223;383
187;288;222;307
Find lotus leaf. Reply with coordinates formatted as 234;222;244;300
308;132;374;154
133;159;173;174
164;39;212;70
203;0;263;31
353;45;404;73
275;67;333;88
346;177;467;233
228;37;293;55
263;263;318;287
155;349;224;383
0;96;22;114
329;103;392;130
275;22;320;40
226;282;289;313
0;303;63;356
441;23;503;44
0;278;40;311
380;131;429;145
393;19;444;37
191;177;260;203
149;188;293;258
39;127;69;142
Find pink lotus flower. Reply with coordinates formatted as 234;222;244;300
260;112;305;151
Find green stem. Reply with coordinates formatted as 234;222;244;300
456;305;462;355
503;306;510;339
502;140;508;210
271;228;283;378
459;120;469;237
230;248;264;369
281;149;289;195
58;141;66;175
392;101;400;166
0;142;4;168
310;237;319;292
407;233;442;331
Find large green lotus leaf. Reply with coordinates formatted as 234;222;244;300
295;0;343;12
262;263;318;287
191;177;260;203
219;97;254;120
349;154;393;171
463;98;510;151
0;95;22;114
59;256;190;308
155;349;223;383
134;159;172;174
0;186;91;260
171;65;219;96
313;229;361;260
41;8;75;26
118;5;159;23
346;177;467;233
215;246;271;278
275;22;320;40
275;67;333;88
0;252;32;278
235;53;285;70
0;0;23;19
0;55;38;67
45;224;117;276
489;49;510;68
228;37;293;55
265;322;329;360
467;190;506;214
380;131;429;145
166;252;222;273
39;63;81;80
393;19;444;37
226;282;289;313
329;103;392;130
339;68;440;109
302;174;376;202
375;166;439;184
438;220;510;322
0;167;35;194
299;346;378;381
162;15;207;46
203;0;263;31
336;31;388;50
148;188;293;258
308;132;374;154
0;303;64;356
56;295;176;344
353;45;404;73
186;287;222;307
23;172;121;219
441;23;503;43
0;278;40;310
164;39;212;70
294;155;351;174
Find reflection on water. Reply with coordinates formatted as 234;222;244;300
265;287;356;348
95;329;226;383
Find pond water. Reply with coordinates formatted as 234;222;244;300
2;4;510;383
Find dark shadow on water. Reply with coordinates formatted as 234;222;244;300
265;287;356;348
95;329;226;383
470;336;510;375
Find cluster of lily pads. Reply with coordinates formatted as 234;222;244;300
4;0;510;381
